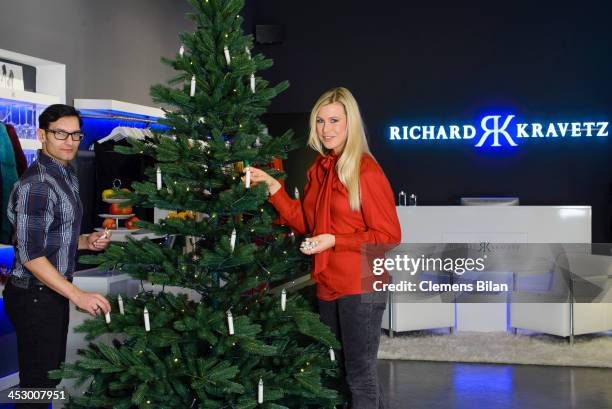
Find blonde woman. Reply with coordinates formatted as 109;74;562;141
245;87;400;409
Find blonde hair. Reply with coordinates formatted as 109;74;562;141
307;87;373;211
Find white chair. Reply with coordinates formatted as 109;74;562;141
510;252;612;344
382;270;455;335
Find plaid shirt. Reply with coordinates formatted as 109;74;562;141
7;151;83;280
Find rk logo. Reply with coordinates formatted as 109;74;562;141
479;242;492;253
476;115;517;147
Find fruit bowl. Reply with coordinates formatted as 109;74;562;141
95;227;141;234
98;213;135;220
102;198;130;204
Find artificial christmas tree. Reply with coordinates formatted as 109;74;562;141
51;0;344;407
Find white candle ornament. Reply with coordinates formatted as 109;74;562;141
250;74;256;93
227;310;235;335
156;167;162;190
281;289;287;311
230;228;237;252
224;46;231;65
255;137;261;147
105;311;111;324
258;378;264;404
179;45;185;57
329;347;336;361
118;294;125;315
294;187;300;200
144;307;150;332
190;75;196;97
245;46;251;59
245;167;251;188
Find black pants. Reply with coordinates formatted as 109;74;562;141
3;280;70;409
318;292;387;409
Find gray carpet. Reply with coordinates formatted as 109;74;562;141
378;331;612;368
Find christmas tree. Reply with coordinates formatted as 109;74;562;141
50;0;343;407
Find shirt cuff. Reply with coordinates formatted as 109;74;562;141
268;186;291;207
334;233;357;253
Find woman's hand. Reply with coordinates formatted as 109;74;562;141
243;166;282;196
300;234;335;255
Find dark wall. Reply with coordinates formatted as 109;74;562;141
253;0;612;242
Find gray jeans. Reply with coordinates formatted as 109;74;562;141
318;292;387;409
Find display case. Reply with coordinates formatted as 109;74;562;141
73;99;166;239
0;48;64;165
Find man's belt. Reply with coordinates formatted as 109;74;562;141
9;274;72;289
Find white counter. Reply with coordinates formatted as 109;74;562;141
384;206;592;334
396;206;591;244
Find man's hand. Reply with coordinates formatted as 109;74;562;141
23;257;113;318
71;289;111;317
300;234;336;255
81;230;112;251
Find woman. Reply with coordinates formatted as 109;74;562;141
245;87;400;409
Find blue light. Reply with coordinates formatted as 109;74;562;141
78;109;169;151
0;100;40;165
0;299;15;336
0;246;16;337
452;363;513;404
0;246;14;272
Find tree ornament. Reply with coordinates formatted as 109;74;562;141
244;160;251;188
281;288;286;311
118;294;125;315
230;228;237;252
224;46;231;65
144;307;151;332
227;310;234;335
190;75;196;97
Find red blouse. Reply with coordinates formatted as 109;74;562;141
268;152;401;301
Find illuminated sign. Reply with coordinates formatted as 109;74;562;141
389;114;609;148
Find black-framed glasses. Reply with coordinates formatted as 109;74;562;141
45;129;84;141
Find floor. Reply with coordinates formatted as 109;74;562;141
2;360;612;409
378;360;612;409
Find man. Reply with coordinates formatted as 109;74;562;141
2;104;112;406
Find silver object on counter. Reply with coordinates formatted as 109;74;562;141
409;194;417;206
398;191;407;206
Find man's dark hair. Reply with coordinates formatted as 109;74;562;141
38;104;82;130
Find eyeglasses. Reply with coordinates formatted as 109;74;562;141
45;128;84;141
